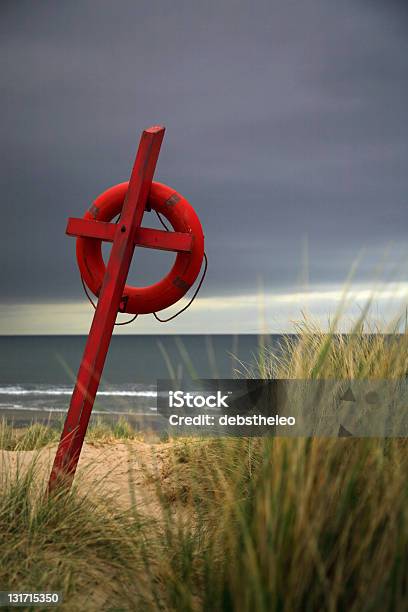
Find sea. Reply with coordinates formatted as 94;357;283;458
0;335;279;427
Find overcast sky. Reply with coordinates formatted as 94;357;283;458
1;0;407;333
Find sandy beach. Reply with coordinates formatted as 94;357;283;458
1;439;172;513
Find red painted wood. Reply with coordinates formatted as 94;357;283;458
48;126;165;492
66;218;116;242
134;227;192;252
66;217;193;252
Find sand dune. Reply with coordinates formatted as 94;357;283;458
1;440;172;514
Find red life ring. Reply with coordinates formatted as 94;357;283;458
76;181;204;314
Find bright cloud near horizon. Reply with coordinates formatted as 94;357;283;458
1;280;407;335
1;1;407;334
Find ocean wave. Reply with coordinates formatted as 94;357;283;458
0;404;158;415
0;386;157;398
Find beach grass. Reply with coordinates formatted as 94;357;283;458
0;417;143;451
0;421;60;451
0;314;407;611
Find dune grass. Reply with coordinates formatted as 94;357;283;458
0;417;142;451
243;317;408;380
0;421;60;451
1;436;406;611
0;314;407;611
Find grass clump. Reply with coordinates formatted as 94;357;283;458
87;417;140;443
0;418;141;451
251;316;408;379
0;461;154;611
0;420;59;451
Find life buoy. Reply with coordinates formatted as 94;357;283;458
76;181;204;314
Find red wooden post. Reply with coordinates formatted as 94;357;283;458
48;126;165;492
66;218;193;252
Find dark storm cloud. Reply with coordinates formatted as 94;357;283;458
1;0;407;302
